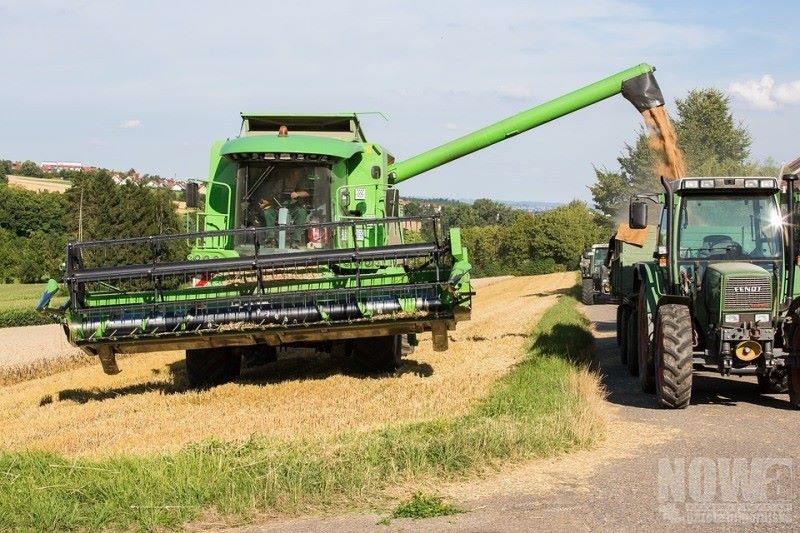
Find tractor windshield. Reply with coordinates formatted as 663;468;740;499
592;247;608;276
677;194;782;260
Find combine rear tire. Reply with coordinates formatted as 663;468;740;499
655;304;693;409
352;335;402;373
185;347;241;389
581;278;594;305
757;368;788;394
618;306;629;365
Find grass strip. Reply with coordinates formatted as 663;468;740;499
0;287;599;531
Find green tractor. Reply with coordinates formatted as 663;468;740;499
619;175;800;409
42;63;669;387
580;244;611;305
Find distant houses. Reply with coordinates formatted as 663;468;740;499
5;159;203;196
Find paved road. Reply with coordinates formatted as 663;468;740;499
243;303;800;532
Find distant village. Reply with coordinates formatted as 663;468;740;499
4;160;206;195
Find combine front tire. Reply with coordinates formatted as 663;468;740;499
185;347;241;389
352;335;403;373
581;278;594;305
626;307;639;376
654;304;693;409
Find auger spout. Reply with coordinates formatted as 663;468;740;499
388;63;663;184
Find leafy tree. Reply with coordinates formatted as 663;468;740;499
0;228;18;283
674;89;751;173
18;160;44;178
0;186;68;237
0;160;11;184
529;200;604;269
15;231;67;283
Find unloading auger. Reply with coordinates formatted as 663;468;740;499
45;63;666;387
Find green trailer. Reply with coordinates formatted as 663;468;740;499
42;63;668;387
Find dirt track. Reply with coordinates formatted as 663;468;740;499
251;303;800;532
0;272;574;458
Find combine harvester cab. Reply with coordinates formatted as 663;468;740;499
48;63;669;387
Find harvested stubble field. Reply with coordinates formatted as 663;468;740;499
0;272;575;458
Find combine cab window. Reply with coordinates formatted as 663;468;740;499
236;163;332;252
677;194;782;260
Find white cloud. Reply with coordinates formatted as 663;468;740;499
119;119;141;129
494;84;533;101
729;75;800;110
443;122;458;130
774;80;800;105
729;75;776;110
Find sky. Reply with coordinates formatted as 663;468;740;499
0;0;798;203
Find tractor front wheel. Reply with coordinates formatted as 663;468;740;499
185;347;241;389
352;335;403;373
581;278;594;305
655;304;693;409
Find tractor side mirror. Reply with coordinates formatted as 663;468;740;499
185;182;200;209
629;201;648;229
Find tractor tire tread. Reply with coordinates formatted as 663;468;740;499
582;279;594;305
656;304;693;409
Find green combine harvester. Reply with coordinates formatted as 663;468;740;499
46;63;667;387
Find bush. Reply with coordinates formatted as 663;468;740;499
0;309;57;328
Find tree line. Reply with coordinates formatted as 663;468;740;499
404;198;606;277
0;169;183;283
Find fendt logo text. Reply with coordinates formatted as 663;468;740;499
733;286;762;293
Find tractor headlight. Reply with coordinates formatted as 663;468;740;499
760;179;775;188
683;179;699;189
755;313;770;324
744;179;759;188
700;179;715;188
724;314;740;324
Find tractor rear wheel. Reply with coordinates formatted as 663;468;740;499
618;306;629;365
352;335;403;373
789;364;800;409
185;347;241;389
757;368;788;394
655;304;693;409
637;290;655;393
581;278;594;305
626;307;639;376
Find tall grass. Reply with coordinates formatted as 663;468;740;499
0;289;600;531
